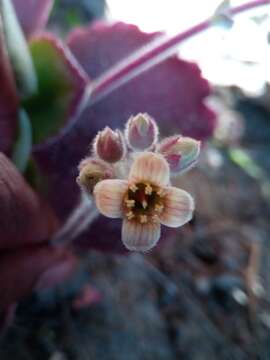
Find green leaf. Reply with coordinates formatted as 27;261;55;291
65;8;82;28
23;35;87;145
228;148;263;179
0;0;37;97
12;109;32;172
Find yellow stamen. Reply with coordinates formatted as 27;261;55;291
155;204;164;213
125;199;135;208
145;184;153;195
157;189;166;197
126;211;135;220
140;215;148;224
130;184;138;192
142;200;148;209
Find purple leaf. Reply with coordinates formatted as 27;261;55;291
0;30;18;154
0;153;78;308
66;22;215;140
0;245;77;309
0;153;57;249
12;0;53;38
34;21;215;251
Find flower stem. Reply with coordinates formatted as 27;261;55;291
51;193;99;246
89;0;270;104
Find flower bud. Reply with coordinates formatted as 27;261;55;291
125;113;158;150
158;135;200;174
94;127;125;163
77;158;114;195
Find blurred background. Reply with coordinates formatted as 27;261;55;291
2;0;270;359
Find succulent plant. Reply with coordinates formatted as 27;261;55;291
6;0;264;318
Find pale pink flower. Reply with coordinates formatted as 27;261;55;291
94;152;194;251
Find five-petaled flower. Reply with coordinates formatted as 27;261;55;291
94;152;194;251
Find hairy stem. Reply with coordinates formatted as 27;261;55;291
51;193;99;246
88;0;269;104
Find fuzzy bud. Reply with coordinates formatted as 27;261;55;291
77;158;114;195
94;127;125;163
125;113;158;150
158;135;200;174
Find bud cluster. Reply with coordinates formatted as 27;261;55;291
158;135;200;174
77;158;114;194
77;113;201;195
125;113;158;150
93;127;125;163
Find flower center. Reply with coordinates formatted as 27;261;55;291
123;182;165;224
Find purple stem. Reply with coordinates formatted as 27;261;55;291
90;0;270;103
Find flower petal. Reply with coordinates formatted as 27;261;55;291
129;152;169;186
160;187;194;228
94;179;128;218
122;219;161;252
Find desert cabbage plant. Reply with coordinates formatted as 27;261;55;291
0;0;267;316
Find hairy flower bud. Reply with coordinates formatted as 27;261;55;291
158;135;200;174
125;113;158;150
77;158;114;195
94;127;125;163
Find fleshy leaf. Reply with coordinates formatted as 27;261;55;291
11;109;32;172
0;245;77;308
23;34;88;145
34;21;215;251
0;155;77;308
0;153;57;248
0;16;18;154
12;0;53;38
67;21;216;139
1;0;37;97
